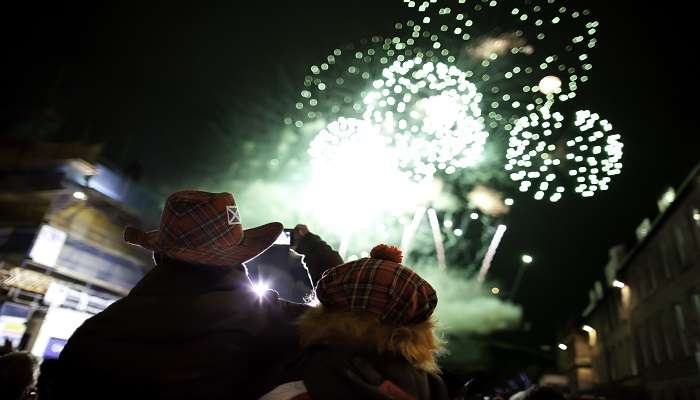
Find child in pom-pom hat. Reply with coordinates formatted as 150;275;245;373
260;244;449;400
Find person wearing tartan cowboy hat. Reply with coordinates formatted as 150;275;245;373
54;190;343;400
122;190;285;266
260;244;449;400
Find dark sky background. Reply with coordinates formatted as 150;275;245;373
2;1;697;342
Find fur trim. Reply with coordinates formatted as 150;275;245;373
296;306;444;373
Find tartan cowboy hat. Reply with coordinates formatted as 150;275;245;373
316;244;438;325
123;190;283;266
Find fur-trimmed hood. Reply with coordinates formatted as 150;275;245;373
296;306;444;373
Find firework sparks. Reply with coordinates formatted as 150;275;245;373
399;0;599;129
293;0;602;136
305;117;436;247
290;0;617;263
504;106;623;201
363;58;489;182
400;206;427;257
478;224;508;283
427;208;447;270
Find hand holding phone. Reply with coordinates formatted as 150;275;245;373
247;227;311;302
292;224;309;248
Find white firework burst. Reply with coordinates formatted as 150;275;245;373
363;58;489;182
505;106;623;201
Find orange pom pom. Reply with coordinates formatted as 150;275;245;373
369;244;403;263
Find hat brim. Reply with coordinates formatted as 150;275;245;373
125;222;283;267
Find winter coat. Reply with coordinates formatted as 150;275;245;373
54;233;342;400
260;345;450;400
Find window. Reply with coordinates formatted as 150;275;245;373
693;293;700;321
673;225;689;268
649;320;662;364
654;245;672;279
630;342;639;376
610;343;618;380
690;207;700;248
648;262;658;293
638;330;650;367
662;316;675;361
660;237;676;278
617;287;627;318
675;303;691;356
639;261;650;297
640;258;658;297
609;298;619;328
673;206;700;268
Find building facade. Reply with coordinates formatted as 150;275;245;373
559;163;700;399
0;140;160;359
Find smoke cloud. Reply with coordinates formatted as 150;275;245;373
414;264;522;335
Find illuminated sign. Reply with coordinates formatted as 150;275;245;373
29;224;67;268
0;316;27;348
0;302;30;348
31;307;91;358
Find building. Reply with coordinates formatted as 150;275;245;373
0;140;160;360
558;162;700;399
557;322;596;394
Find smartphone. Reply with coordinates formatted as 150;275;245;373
273;228;294;246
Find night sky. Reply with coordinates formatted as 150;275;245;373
2;1;697;342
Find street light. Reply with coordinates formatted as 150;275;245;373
72;191;88;201
491;287;500;295
612;280;625;288
510;254;534;300
582;324;598;346
557;343;568;351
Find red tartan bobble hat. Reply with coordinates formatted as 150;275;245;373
315;244;438;325
123;190;282;267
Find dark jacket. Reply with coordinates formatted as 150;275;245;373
54;233;342;400
263;345;450;400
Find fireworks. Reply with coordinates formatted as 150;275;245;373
400;0;598;128
363;58;489;182
504;106;623;201
290;36;418;129
307;117;387;166
297;47;490;183
291;0;599;140
478;224;507;282
305;117;436;240
288;0;620;265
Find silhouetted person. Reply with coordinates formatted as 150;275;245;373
37;358;60;400
260;244;449;400
0;351;37;400
55;191;342;400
